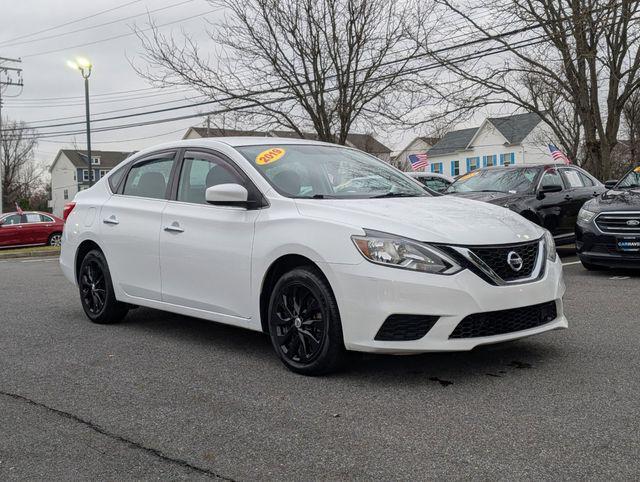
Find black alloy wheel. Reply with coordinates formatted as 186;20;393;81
268;267;346;375
273;283;326;363
78;249;129;324
80;258;106;315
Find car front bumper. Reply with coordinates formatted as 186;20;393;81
324;257;567;353
576;221;640;268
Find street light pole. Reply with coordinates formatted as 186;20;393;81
83;74;92;186
68;58;93;187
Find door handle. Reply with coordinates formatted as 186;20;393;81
103;216;119;225
164;224;184;233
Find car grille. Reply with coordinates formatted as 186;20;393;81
595;212;640;235
375;314;439;341
469;240;541;282
449;301;558;339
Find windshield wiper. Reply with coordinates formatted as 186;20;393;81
370;192;418;198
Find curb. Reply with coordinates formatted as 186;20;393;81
0;249;60;260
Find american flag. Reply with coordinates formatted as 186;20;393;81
408;153;429;171
548;144;571;165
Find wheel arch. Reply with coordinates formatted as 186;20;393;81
259;254;333;334
75;239;104;283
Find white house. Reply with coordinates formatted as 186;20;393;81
183;127;392;161
393;136;440;168
425;112;557;176
49;149;133;217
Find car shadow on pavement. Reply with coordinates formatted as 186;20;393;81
345;339;564;386
121;307;564;386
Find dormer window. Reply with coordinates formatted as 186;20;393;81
91;156;101;165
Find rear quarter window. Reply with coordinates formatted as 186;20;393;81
108;166;127;192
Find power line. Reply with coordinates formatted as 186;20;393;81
21;9;221;59
0;0;195;49
6;87;198;109
0;0;142;46
7;85;189;102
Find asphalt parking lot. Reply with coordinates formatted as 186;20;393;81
0;248;639;480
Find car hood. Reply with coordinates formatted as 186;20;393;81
294;196;543;245
448;191;525;205
588;188;640;212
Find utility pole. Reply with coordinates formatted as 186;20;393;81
0;56;23;214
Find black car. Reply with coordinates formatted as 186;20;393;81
576;167;640;270
445;164;605;245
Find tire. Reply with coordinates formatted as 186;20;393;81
78;249;129;324
48;232;62;247
267;266;347;375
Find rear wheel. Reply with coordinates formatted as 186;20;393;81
267;267;347;375
48;232;62;247
78;249;128;324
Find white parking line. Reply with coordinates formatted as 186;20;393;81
562;260;581;266
20;258;58;263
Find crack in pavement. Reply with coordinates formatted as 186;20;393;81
0;390;234;481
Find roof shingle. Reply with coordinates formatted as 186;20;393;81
58;149;134;169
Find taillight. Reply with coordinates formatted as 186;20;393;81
62;202;76;222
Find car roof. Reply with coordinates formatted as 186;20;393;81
482;163;573;170
2;211;58;217
117;137;357;166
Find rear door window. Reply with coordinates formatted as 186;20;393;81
25;213;42;223
562;169;585;188
122;156;175;199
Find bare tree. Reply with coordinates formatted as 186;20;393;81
1;118;43;212
623;90;640;165
135;0;432;144
423;0;640;179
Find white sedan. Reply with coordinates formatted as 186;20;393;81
60;138;567;375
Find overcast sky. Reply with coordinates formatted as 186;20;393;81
1;0;495;166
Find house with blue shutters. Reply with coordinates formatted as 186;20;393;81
425;112;555;177
49;149;133;217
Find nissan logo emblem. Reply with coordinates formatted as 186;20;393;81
507;251;524;272
626;219;640;226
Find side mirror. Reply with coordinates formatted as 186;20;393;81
537;184;563;199
604;179;618;189
205;183;250;207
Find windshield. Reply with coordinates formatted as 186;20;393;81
445;168;539;194
236;144;427;199
617;167;640;188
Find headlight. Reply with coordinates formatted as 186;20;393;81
351;231;462;274
544;230;557;262
577;208;596;225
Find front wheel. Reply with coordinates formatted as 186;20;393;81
78;249;129;324
267;267;347;375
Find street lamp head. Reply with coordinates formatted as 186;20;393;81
67;57;92;79
76;57;92;69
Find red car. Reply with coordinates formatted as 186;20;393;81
0;211;64;248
